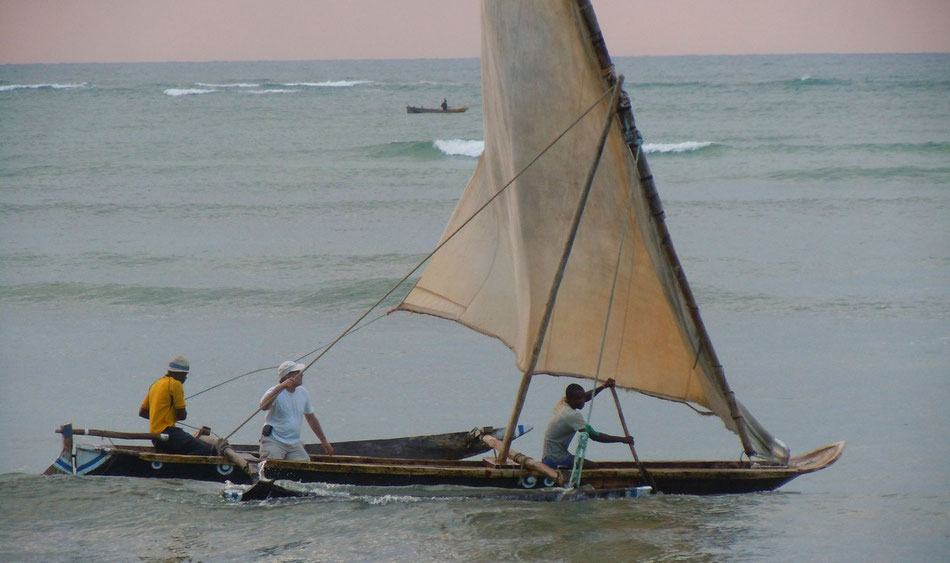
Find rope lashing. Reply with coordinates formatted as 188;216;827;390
187;311;389;400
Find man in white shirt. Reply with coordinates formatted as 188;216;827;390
259;361;334;461
541;378;632;469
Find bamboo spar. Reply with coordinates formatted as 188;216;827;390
481;433;564;485
55;427;168;441
497;77;625;462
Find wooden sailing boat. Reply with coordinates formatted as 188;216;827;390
400;0;806;469
243;0;842;497
47;0;843;498
388;0;843;493
406;105;469;114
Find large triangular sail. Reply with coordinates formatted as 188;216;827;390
396;0;789;463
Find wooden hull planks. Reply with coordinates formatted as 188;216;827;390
47;432;844;496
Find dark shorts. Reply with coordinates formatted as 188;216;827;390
153;426;215;456
542;454;575;469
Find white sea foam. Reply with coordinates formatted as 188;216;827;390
284;80;371;88
0;82;87;92
195;82;260;88
245;89;299;95
643;141;713;153
163;88;217;97
362;494;424;505
434;139;484;157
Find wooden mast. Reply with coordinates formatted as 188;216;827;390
497;76;625;463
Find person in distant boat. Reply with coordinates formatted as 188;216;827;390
541;379;633;469
139;356;217;456
258;361;334;461
441;98;448;110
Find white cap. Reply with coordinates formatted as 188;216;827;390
278;361;305;381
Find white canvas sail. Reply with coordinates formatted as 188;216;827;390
397;0;788;463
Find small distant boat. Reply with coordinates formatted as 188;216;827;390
407;105;469;114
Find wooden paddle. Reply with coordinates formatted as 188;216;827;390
610;386;659;493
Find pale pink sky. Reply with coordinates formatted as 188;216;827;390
1;0;948;64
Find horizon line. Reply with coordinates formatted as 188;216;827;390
3;50;948;67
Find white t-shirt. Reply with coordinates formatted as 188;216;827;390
542;398;587;462
261;385;315;445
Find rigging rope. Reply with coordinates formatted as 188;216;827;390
299;86;615;375
186;311;388;400
570;90;646;488
569;140;636;487
220;90;616;441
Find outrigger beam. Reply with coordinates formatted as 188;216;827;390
55;427;168;441
481;433;564;486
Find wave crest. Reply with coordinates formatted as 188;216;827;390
433;139;483;157
644;141;715;154
365;140;483;159
0;82;88;92
284;80;371;88
164;88;216;97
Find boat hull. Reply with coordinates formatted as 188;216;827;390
406;105;468;113
258;441;843;494
44;424;532;484
74;445;255;483
48;439;844;496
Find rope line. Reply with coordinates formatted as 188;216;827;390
571;87;646;487
571;121;636;487
187;312;388;400
299;85;615;377
220;89;615;441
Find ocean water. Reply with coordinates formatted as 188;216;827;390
1;54;948;561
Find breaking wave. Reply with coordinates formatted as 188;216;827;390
433;139;484;157
0;82;88;92
163;80;369;96
244;89;299;94
195;82;260;88
164;88;217;97
365;140;483;159
644;141;716;154
283;80;371;88
789;76;851;87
